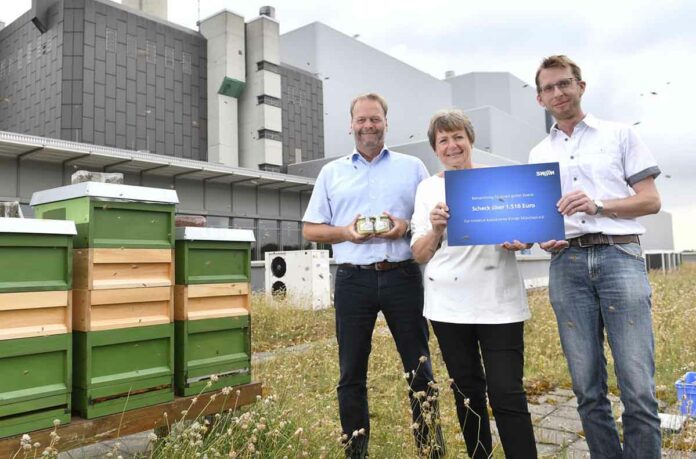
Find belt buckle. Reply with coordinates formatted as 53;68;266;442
374;261;389;271
577;236;592;248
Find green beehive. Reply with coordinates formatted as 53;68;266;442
72;324;174;419
0;218;76;438
174;316;251;396
0;334;72;438
174;227;254;396
0;218;76;293
175;227;254;285
31;182;179;249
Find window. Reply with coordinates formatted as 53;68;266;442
280;221;300;251
127;35;137;58
164;46;174;68
257;129;282;141
182;52;191;74
257;94;281;107
258;220;279;259
106;28;117;52
146;41;156;64
25;44;32;65
16;48;23;70
233;218;258;259
0;60;5;79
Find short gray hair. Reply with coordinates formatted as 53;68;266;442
427;109;475;150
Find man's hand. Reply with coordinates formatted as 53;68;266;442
375;211;408;240
539;239;570;252
501;240;532;251
557;190;598;216
344;214;374;243
429;202;449;236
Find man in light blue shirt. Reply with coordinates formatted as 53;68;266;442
303;93;440;458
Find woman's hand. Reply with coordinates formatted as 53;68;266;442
430;202;449;235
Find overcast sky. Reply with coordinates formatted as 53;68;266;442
2;0;695;249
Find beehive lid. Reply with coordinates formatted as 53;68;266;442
175;227;255;242
0;217;77;235
30;182;179;206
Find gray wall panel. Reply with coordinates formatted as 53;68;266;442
232;185;257;216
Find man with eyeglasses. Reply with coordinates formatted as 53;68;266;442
529;55;662;458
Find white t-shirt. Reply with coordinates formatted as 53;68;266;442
411;174;531;324
528;114;660;239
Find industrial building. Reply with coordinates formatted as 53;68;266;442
0;0;674;274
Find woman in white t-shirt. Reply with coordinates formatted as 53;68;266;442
411;109;536;458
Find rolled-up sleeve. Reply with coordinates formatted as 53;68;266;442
623;127;661;186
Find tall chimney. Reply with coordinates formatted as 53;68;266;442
444;70;455;79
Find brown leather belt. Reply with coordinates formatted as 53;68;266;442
567;233;640;247
340;260;414;271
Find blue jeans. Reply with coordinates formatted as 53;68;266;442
549;242;661;458
334;262;434;457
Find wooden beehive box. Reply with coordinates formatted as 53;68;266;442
72;324;174;419
0;219;76;340
31;182;178;249
73;248;174;290
0;218;75;437
174;227;254;320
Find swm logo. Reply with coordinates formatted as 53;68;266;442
536;169;555;177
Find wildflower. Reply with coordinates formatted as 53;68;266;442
419;355;428;363
53;419;61;427
222;386;231;395
210;394;217;401
229;452;237;458
352;430;359;437
148;432;158;442
358;428;366;435
411;422;420;430
403;372;410;379
464;397;471;407
210;374;219;382
33;442;41;448
191;397;198;405
181;410;188;416
21;434;31;443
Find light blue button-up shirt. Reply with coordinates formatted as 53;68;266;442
303;148;429;264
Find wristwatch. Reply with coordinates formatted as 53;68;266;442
593;199;604;215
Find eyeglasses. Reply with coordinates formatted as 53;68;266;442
538;78;578;95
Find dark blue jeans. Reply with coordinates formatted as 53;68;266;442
334;262;433;456
549;243;661;458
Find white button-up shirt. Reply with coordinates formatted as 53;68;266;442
529;114;660;239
